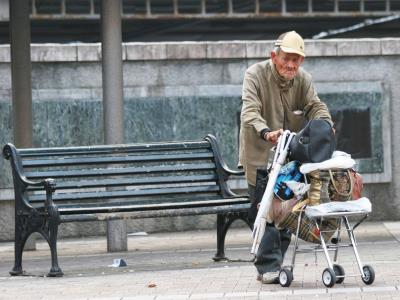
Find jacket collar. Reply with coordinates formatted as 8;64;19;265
270;60;294;91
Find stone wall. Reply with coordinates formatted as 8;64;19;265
0;38;399;241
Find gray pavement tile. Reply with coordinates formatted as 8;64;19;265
155;295;190;299
122;297;155;300
224;292;258;298
0;223;399;299
362;286;397;292
292;288;328;295
190;293;225;299
327;287;362;294
259;290;293;296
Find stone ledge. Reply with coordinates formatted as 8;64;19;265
1;39;399;62
245;41;274;58
125;42;167;60
0;45;10;62
166;42;206;59
337;38;382;56
31;43;77;62
381;38;400;55
306;39;338;57
0;189;14;201
206;41;247;59
77;43;101;61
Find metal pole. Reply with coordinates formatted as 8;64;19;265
282;0;287;14
101;0;124;146
255;0;260;14
228;0;233;14
10;0;36;251
10;0;33;149
334;0;339;13
101;0;126;252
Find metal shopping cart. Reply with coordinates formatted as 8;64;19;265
278;201;375;287
251;130;375;288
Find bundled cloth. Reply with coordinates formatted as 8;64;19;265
305;197;372;218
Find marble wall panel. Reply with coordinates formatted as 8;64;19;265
44;100;103;147
0;102;13;188
124;96;241;169
0;90;385;189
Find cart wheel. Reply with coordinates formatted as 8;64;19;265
279;268;293;287
362;265;375;285
322;268;336;287
333;264;345;284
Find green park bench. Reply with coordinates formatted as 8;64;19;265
3;134;250;277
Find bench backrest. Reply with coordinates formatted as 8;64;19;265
3;135;243;214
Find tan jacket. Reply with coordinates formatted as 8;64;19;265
239;60;332;186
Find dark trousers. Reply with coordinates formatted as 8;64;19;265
248;184;292;274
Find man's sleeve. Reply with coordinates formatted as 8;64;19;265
241;71;271;135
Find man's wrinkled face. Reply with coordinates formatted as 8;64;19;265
271;50;304;80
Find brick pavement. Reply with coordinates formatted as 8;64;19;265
0;221;399;300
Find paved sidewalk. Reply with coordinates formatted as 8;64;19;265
0;221;399;300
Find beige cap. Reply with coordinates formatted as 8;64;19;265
275;31;305;57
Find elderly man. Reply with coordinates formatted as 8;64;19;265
239;31;333;284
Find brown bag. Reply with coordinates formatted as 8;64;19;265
308;168;363;203
327;169;353;202
350;169;363;199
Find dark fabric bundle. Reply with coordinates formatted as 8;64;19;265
289;119;335;163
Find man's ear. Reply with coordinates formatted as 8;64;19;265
270;51;277;62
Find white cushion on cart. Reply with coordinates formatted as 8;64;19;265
304;197;372;218
300;151;355;174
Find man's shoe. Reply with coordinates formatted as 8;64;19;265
256;272;280;284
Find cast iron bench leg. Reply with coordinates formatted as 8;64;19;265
213;211;252;262
46;214;63;277
9;216;30;276
213;213;230;261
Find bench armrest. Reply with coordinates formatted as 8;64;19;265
20;175;53;189
222;166;245;177
3;143;57;208
204;135;245;179
22;177;56;208
205;135;246;197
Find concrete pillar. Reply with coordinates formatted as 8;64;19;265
10;0;33;148
107;219;128;252
10;0;36;251
101;0;127;252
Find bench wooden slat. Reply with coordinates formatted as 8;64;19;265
19;140;210;157
25;162;216;179
29;185;221;202
26;174;218;191
57;197;249;215
22;152;214;167
60;202;250;222
55;194;228;209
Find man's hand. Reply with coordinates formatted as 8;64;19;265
264;129;284;145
